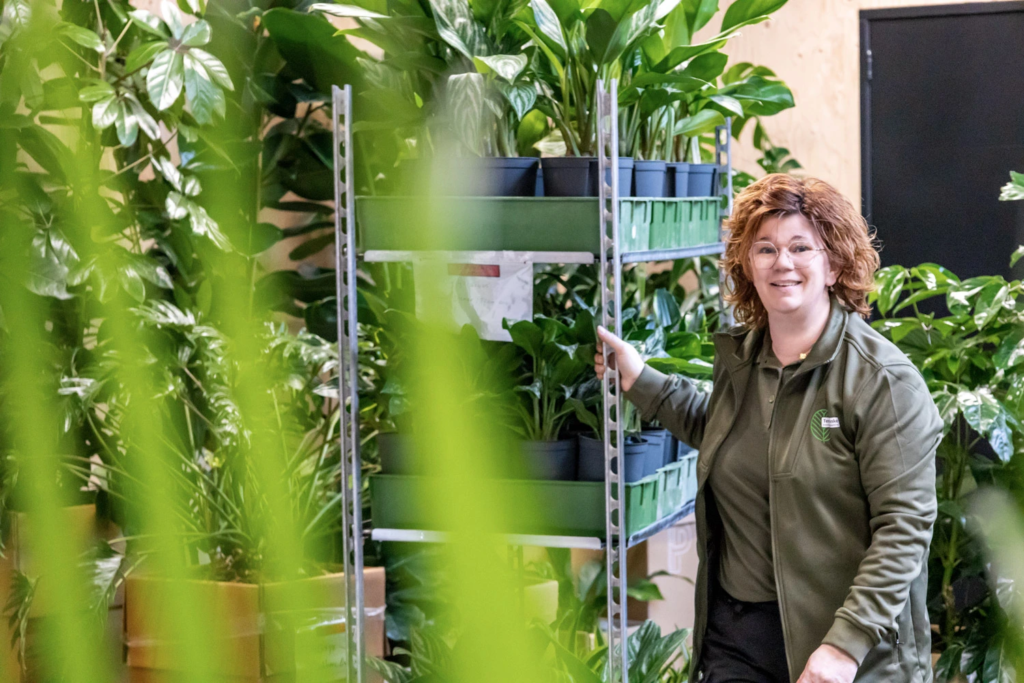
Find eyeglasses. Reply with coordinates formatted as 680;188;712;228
750;240;827;270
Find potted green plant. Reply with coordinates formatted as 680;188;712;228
314;0;546;197
502;312;596;481
517;0;653;196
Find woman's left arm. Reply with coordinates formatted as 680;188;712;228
819;362;944;664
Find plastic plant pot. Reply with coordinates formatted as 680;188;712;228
483;157;540;197
667;162;690;197
542;157;592;197
641;428;670;476
633;160;668;197
577;434;648;482
518;439;578;481
588;157;634;197
378;433;419;475
687;163;718;197
664;435;679;468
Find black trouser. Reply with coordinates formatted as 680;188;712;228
699;587;790;683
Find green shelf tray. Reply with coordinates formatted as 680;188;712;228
356;196;722;254
369;474;662;538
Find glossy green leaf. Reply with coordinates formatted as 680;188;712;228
447;73;489;155
529;0;567;53
58;23;105;52
429;0;489;58
180;20;211;47
126;95;160;140
720;0;786;32
91;95;119;129
184;54;225;125
114;100;139;146
128;9;169;38
674;109;723;137
473;54;528;83
956;389;1015;461
311;3;388;18
263;8;366;94
874;266;906;315
651;37;726;72
188;48;234;91
78;81;115;103
972;281;1009;329
146;49;185;110
125;40;167;74
999;171;1024;202
680;51;727;81
682;0;718;35
495;81;536;120
652;289;680;329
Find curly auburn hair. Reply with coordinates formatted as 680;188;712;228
721;174;880;328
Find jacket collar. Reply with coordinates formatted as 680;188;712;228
714;295;850;376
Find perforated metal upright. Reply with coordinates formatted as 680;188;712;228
333;79;732;683
595;79;630;683
331;84;365;683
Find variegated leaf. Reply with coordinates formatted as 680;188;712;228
473;54;527;83
146;49;185;110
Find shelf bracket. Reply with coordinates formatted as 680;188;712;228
332;84;365;683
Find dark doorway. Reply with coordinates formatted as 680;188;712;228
861;2;1024;280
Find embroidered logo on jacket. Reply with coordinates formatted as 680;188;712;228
811;409;838;442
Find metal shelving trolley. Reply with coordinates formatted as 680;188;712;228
330;80;732;682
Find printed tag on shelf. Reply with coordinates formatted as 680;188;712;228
413;256;532;342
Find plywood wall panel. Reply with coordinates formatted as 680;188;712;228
707;0;1010;204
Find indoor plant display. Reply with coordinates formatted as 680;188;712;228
503;312;597;481
568;377;650;483
314;0;546;196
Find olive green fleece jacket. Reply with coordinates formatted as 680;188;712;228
624;300;942;683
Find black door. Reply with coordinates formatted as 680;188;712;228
861;2;1024;280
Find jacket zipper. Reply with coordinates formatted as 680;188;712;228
767;368;796;679
892;616;901;665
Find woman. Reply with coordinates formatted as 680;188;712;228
596;174;942;683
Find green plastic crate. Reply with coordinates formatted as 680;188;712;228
656;452;699;519
370;475;660;538
619;200;651;251
648;201;681;250
356;196;721;255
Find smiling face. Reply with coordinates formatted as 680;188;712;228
749;212;838;320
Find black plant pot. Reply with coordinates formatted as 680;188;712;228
641;428;670;476
664;435;679;468
676;441;697;463
542;157;591;197
633;160;668;198
687;163;718;197
588;157;634;198
395;158;539;196
483;157;540;197
378;433;419;475
577;435;648;482
519;439;578;481
542;157;635;197
667;162;691;197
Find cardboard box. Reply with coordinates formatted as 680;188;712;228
125;568;386;681
645;515;698;633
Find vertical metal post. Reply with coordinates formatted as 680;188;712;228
596;78;628;683
715;117;733;218
332;84;365;683
715;117;734;327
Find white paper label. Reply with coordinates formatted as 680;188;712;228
821;416;840;429
413;257;533;342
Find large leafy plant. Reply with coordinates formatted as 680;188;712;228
871;259;1024;682
503;311;597;441
313;0;546;159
